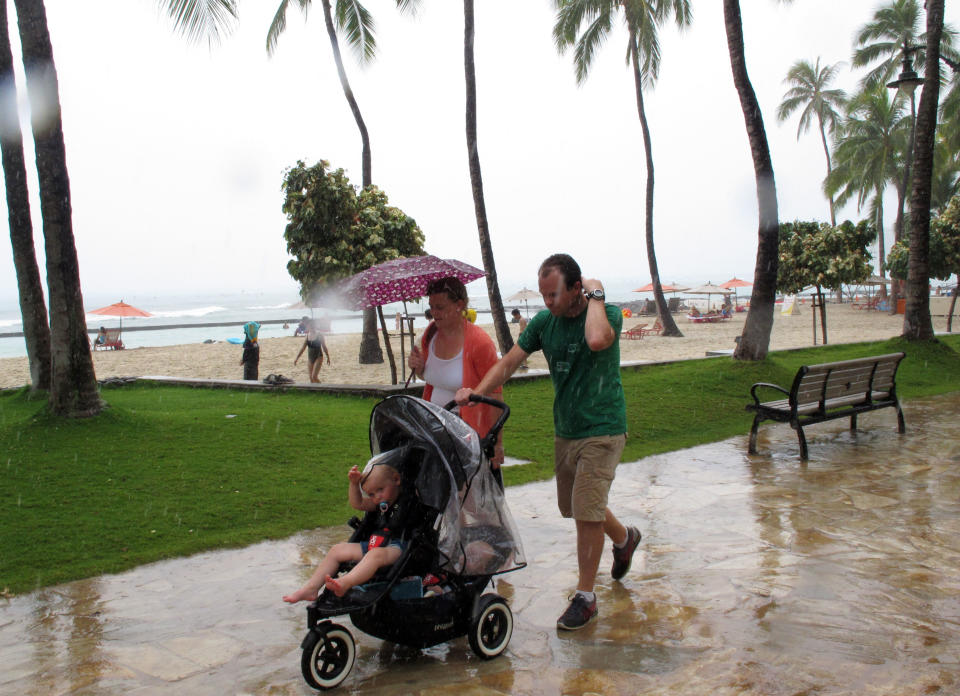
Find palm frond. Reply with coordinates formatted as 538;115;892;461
336;0;377;64
573;10;613;84
161;0;238;46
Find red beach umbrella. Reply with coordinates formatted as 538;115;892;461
89;300;152;330
719;277;752;307
632;282;689;293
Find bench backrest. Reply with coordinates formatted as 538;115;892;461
104;328;122;341
790;352;905;407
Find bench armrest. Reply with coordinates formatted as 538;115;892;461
749;382;789;405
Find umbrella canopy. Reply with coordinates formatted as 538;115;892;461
719;277;752;289
506;287;540;317
89;301;152;330
506;287;540;302
719;277;752;307
862;276;890;286
632;282;689;293
320;255;486;310
684;283;734;295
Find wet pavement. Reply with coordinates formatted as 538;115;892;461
2;393;960;695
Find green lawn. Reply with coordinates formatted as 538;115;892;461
2;335;958;595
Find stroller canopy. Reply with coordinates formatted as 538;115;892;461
369;396;525;576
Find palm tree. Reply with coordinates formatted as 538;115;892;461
267;0;419;366
463;0;513;356
552;0;690;338
853;0;926;310
723;0;780;361
12;0;102;416
0;0;50;391
825;85;909;279
903;0;944;340
853;0;926;87
777;58;846;225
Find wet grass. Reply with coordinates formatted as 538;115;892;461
1;335;958;595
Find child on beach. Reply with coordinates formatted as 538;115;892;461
283;451;411;603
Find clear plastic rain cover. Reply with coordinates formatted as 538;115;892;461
368;396;525;576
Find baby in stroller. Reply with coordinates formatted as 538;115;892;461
291;395;525;691
283;450;413;603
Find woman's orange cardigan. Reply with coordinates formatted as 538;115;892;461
420;318;503;438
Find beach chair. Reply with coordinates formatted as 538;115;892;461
623;323;648;340
638;319;663;337
96;328;124;350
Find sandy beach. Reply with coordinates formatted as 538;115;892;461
0;302;955;390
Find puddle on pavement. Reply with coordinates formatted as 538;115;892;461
2;393;959;694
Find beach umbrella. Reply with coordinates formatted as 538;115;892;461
506;287;540;316
683;283;733;310
88;300;152;331
632;281;689;293
719;277;752;306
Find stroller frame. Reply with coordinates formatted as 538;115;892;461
298;395;521;691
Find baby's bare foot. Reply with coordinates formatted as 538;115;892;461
282;587;317;604
324;574;349;598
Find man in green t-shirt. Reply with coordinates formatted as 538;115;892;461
455;253;641;631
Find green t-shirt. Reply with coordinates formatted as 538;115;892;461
517;303;627;439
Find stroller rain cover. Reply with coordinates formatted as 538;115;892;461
369;396;525;577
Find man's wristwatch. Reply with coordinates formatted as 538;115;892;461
584;288;605;302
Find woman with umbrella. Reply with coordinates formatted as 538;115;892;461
408;277;505;465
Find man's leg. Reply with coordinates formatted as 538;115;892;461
603;507;627;547
575;519;605;593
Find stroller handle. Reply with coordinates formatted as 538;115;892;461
443;394;510;456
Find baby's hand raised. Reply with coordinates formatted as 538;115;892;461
347;465;362;483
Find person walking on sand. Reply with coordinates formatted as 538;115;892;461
294;319;331;383
239;321;260;381
455;253;641;631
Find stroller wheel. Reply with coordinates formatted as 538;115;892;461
468;594;513;660
301;623;356;691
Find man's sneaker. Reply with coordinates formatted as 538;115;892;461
556;593;598;630
611;526;642;580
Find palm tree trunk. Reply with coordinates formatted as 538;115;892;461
319;0;387;369
0;0;49;390
817;115;836;226
629;31;680;337
14;0;101;416
902;0;942;341
724;0;779;362
463;0;512;356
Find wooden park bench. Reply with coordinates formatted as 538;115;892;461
746;352;906;459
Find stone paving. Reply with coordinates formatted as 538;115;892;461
2;394;959;695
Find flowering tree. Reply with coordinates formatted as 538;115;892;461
887;193;960;330
282;159;425;381
778;220;876;343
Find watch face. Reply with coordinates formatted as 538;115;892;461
590;289;605;300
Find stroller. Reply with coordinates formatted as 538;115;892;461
298;394;526;690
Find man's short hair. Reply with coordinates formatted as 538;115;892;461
539;253;582;290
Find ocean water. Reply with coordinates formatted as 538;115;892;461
0;290;530;359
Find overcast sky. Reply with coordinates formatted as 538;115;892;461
0;0;957;305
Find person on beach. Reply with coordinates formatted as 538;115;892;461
511;308;528;331
283;452;411;602
455;253;641;631
408;277;504;464
240;321;260;381
294;316;309;336
294;319;330;383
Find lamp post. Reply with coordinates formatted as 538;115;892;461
886;43;925;307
